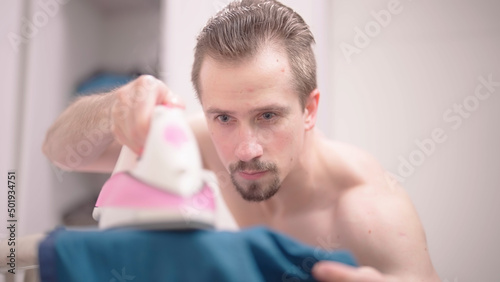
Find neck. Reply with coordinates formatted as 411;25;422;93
258;129;326;217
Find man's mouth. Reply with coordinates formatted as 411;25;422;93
238;170;268;180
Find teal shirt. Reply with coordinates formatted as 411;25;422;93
39;226;357;282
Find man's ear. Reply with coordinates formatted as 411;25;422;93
304;89;320;131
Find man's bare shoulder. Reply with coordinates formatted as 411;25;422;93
333;182;437;279
319;138;390;189
320;140;438;279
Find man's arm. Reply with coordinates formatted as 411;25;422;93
311;144;439;281
332;181;440;281
310;145;440;282
42;75;182;173
42;92;120;172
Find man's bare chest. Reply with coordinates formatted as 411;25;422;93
233;206;343;250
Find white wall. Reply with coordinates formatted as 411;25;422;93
0;0;24;243
330;0;500;281
160;0;214;116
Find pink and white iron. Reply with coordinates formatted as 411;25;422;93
92;105;216;229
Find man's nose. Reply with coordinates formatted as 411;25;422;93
235;128;263;162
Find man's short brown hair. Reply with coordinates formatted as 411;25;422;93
191;0;317;109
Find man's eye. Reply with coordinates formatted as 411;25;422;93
216;115;231;123
261;112;276;120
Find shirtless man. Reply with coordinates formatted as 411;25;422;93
43;0;439;281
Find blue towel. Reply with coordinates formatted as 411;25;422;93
38;226;357;282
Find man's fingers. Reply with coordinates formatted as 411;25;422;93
312;261;385;282
312;261;356;281
110;122;142;155
156;79;185;108
168;95;185;108
109;75;184;156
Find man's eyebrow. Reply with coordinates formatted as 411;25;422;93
249;105;290;114
205;107;236;115
205;105;291;115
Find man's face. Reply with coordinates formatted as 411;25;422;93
199;47;307;202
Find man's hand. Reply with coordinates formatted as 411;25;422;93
110;75;184;154
312;261;389;282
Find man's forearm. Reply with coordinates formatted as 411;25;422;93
43;92;116;171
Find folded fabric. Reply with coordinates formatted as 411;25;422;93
39;226;357;282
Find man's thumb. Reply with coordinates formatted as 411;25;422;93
156;80;185;109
